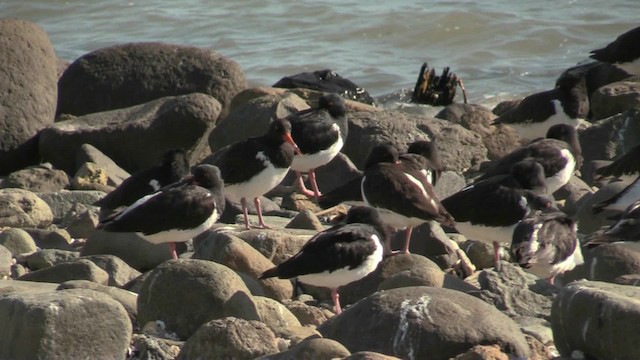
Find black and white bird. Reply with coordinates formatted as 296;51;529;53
361;144;455;254
94;149;190;220
97;164;225;259
590;25;640;76
510;211;583;285
587;200;640;247
593;143;640;214
476;124;581;194
492;73;588;140
442;160;555;269
209;118;301;229
288;93;348;200
260;206;386;315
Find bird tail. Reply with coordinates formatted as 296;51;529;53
259;267;280;280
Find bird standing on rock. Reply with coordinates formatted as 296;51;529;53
260;206;386;315
208;118;302;229
97;164;225;259
288;93;349;200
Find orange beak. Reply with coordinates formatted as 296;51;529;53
283;132;303;155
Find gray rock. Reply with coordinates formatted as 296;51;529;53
57;42;246;118
40;93;220;175
282;299;331;326
285;210;324;231
1;166;70;192
218;196;283;224
0;19;58;175
432;170;466;201
253;296;301;335
613;273;640;286
257;338;350;360
0;246;11;277
176;317;279;360
551;280;640;359
0;188;53;228
81;254;142;287
18;258;109;285
575;179;631;234
343;351;402;360
590;80;640;120
318;286;530;360
0;279;59;295
0;288;132;360
377;266;475;293
236;229;313;265
81;231;173;272
36;190;104;223
343;111;488;174
555;175;594;216
130;334;181;360
137;259;252;339
584;242;640;282
22;227;74;250
462;239;495;270
75;143;130;187
61;203;99;239
26;249;80;270
311;152;363;194
391;221;461;270
0;228;37;255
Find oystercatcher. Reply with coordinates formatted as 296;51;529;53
288;93;348;200
476;124;581;194
511;211;583;285
593;143;640;214
361;144;454;254
587;199;640;247
590;25;640;76
209;118;301;229
442;160;555;269
96;164;225;259
94;149;190;220
260;206;385;315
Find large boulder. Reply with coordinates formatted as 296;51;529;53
551;281;640;359
0;189;53;228
81;231;173;271
18;259;110;285
1;165;70;192
57;42;246;117
584;242;640;282
318;286;530;359
589;80;640;121
0;288;132;360
0;19;58;175
39;93;221;174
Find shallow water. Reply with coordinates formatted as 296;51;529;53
2;0;637;106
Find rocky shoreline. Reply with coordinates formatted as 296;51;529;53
2;18;640;360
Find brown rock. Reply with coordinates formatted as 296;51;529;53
0;189;53;228
2;165;70;192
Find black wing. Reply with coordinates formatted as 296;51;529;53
289;110;341;153
590;26;640;64
596;144;640;178
210;138;269;186
493;89;559;125
318;175;364;209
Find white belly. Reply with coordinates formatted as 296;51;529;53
545;148;575;193
291;135;344;172
455;222;516;246
139;208;219;244
524;243;584;279
224;154;290;201
617;57;640;76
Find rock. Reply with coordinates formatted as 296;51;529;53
71;162;110;190
236;229;313;265
343;111;487;174
25;249;80;270
590;80;640;120
36;190;104;223
514;316;555;349
0;246;11;277
578;109;640;169
0;279;59;295
273;69;375;105
207;92;309;152
436;103;520;160
280;193;323;213
554;175;594;216
392;221;462;271
282;299;331;326
584;242;640;282
81;254;142;287
258;338;351;360
57;42;246;118
433;170;466;201
465;262;558;319
0;19;58;175
216;196;281;224
137;259;252;339
22;227;74;250
1;165;70;192
575;179;631;234
253;295;302;333
310;152;363;194
130;334;181;360
377;266;473;292
75;143;130;187
551;280;640;359
344;352;402;360
176;317;278;360
451;345;509;360
462;239;495;270
57;279;138;328
285;210;324;231
193;231;294;300
60;203;99;238
0;189;53;228
81;231;173;271
0;228;37;255
41;94;221;175
614;274;640;286
0;288;132;359
319;286;530;359
18;258;109;285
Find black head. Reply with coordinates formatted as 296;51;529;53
190;164;224;191
524;192;558;213
364;144;399;169
318;93;347;118
345;206;388;238
407;140;440;162
510;159;547;192
267;118;301;152
162;149;190;175
546;123;581;156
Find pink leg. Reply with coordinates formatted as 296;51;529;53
402;227;413;254
296;171;317;198
492;241;502;272
308;169;322;200
548;276;555;285
241;198;251;229
254;197;271;229
168;242;178;259
331;288;342;315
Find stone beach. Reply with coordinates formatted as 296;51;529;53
2;18;640;360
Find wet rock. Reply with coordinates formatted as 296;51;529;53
18;258;109;285
176;317;278;360
75;143;130;187
0;189;53;228
81;231;173;272
137;259;252;339
22;227;74;250
81;254;142;287
0;288;132;359
590;80;640;120
58;42;245;118
0;19;58;175
258;337;351;360
193;231;294;300
235;228;313;266
0;228;37;255
285;210;324;231
551;280;640;359
25;249;80;271
273;69;375;105
2;165;70;192
584;242;640;282
318;286;530;359
36;190;104;223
